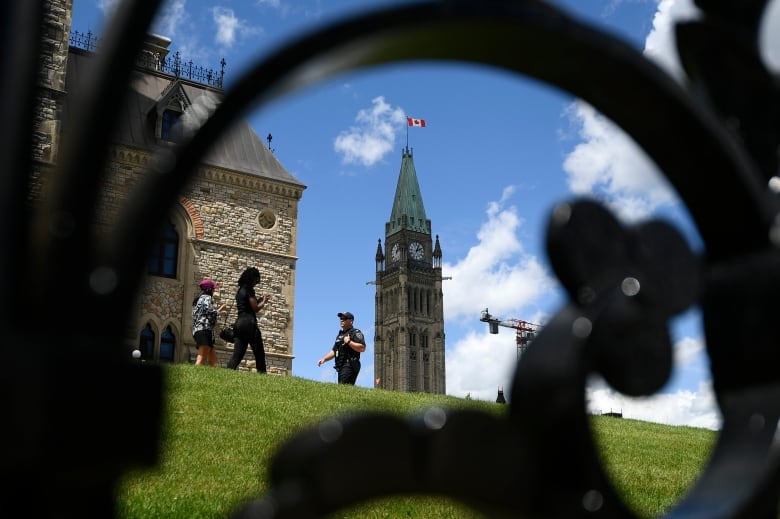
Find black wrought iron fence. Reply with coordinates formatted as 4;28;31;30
70;29;225;88
4;0;780;517
69;29;98;52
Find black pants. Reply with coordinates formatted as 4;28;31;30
227;315;266;373
337;358;360;385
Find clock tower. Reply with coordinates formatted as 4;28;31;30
374;147;445;393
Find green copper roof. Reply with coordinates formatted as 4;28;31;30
387;147;429;237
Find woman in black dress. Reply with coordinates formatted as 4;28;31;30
226;267;269;373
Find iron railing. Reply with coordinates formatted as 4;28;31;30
70;29;226;88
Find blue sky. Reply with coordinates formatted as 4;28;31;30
73;0;780;430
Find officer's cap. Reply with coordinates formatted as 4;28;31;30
338;311;354;320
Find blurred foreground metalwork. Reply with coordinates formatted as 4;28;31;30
3;0;779;517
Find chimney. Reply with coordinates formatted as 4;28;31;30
137;33;171;71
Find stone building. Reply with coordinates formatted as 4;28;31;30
373;147;446;393
34;0;306;374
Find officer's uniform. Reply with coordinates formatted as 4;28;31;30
332;324;365;385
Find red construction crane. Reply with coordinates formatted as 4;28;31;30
480;308;542;359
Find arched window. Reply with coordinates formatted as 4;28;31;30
408;330;418;391
159;326;176;363
161;109;182;141
139;323;155;360
148;219;179;278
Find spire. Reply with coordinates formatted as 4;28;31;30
387;147;430;237
375;238;385;272
433;234;442;268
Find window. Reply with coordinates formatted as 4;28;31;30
139;323;155;360
161;109;182;141
159;326;176;363
258;209;277;230
148;219;178;278
139;323;176;362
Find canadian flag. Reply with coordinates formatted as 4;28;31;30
407;117;426;127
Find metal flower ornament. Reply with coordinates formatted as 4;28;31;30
544;199;701;398
4;0;780;518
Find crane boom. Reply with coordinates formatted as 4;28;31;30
480;308;542;358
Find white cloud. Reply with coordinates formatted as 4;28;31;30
447;312;721;429
97;0;119;17
212;6;263;48
446;329;519;402
674;335;704;366
446;327;721;429
560;0;703;223
552;0;780;431
333;97;406;167
760;0;780;71
259;0;322;21
444;189;557;401
643;0;700;80
560;0;780;224
586;331;719;430
587;378;720;430
562;102;676;222
442;189;556;320
152;0;187;40
445;0;736;430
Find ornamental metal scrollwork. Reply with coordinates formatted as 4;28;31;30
3;0;779;518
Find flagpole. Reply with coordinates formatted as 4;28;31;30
406;117;409;150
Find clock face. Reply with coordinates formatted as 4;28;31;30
391;243;402;261
409;241;424;260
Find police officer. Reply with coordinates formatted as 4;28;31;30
317;311;366;385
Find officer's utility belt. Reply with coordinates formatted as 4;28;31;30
336;355;359;368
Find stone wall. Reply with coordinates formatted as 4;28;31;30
35;0;72;164
106;146;301;375
33;0;303;377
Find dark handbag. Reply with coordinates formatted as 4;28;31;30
219;302;236;342
219;322;236;343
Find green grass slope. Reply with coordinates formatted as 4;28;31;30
117;364;715;518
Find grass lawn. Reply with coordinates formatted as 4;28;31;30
116;364;715;518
